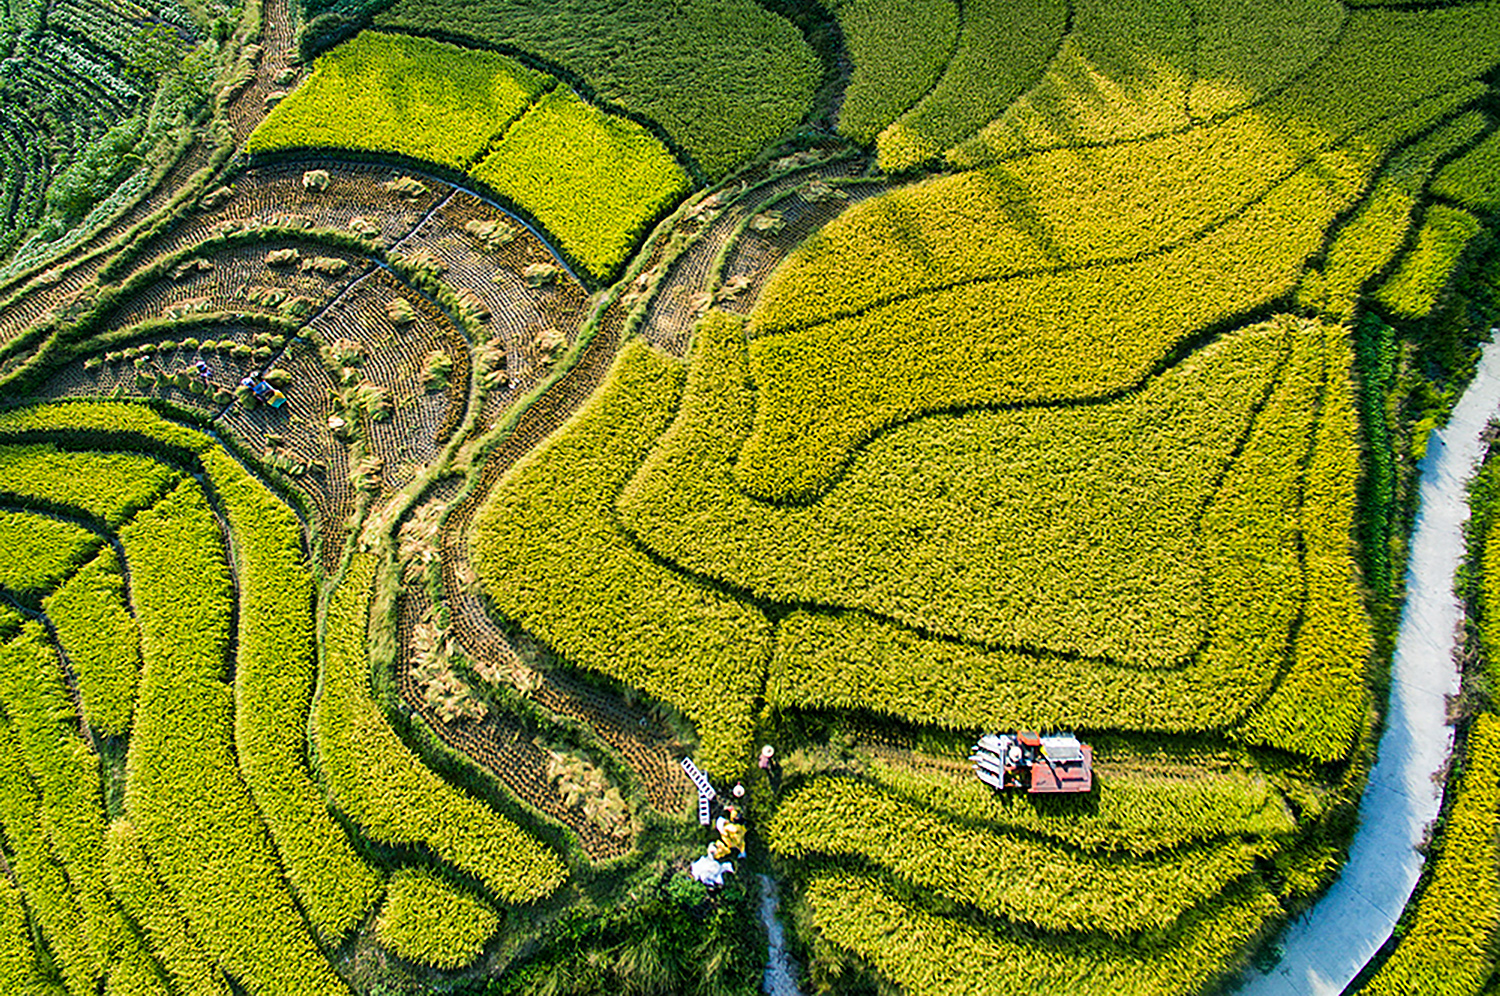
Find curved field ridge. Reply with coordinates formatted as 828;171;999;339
373;0;819;180
248;31;689;281
744;3;1500;501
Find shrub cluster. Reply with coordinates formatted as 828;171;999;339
375;868;499;970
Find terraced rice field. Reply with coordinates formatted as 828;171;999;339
0;0;1497;993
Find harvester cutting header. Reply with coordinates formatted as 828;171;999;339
972;731;1093;794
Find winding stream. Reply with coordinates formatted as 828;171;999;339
1234;331;1500;996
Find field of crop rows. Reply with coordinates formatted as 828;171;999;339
0;0;1498;992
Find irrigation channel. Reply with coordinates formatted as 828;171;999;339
1235;331;1500;996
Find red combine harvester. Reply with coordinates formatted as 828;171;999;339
971;731;1094;794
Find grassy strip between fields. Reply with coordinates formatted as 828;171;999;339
42;548;141;737
471;342;772;778
319;553;566;903
375;867;499;970
769;775;1271;935
1364;714;1500;995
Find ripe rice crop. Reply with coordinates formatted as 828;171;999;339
742;67;1487;499
0;873;55;994
104;820;233;996
469;342;770;777
319;555;565;904
1364;714;1500;995
802;869;1281;996
1376;204;1484;319
769;776;1271;935
121;478;349;996
373;0;819;179
1432;130;1500;212
0;442;179;527
826;0;959;145
621;312;1295;666
875;0;1067;170
0;511;101;595
375;868;499;970
471;86;690;282
207;448;382;942
248;32;552;171
1300;110;1488;320
864;758;1295;856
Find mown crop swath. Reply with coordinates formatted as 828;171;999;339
370;0;818;179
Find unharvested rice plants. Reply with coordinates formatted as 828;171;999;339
1376;204;1485;319
1433;131;1500;212
0;511;101;594
470;342;770;777
41;548;140;736
1363;714;1500;995
824;0;959;145
249;32;553;171
874;0;1067;170
471;86;690;282
375;868;500;970
371;0;818;178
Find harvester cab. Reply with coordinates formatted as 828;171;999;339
971;731;1093;794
